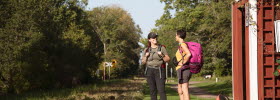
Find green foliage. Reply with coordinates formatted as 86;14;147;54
155;0;232;76
87;6;141;78
0;0;103;93
0;0;141;94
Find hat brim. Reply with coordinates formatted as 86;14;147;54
148;34;158;39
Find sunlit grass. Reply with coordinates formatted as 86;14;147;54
190;76;233;98
0;76;232;100
0;78;145;100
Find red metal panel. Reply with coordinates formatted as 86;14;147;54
232;2;245;100
258;0;265;99
276;87;280;97
272;1;276;99
233;0;280;99
258;0;277;99
274;0;277;100
264;67;274;77
276;0;280;98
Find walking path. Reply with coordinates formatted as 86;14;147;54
170;81;217;98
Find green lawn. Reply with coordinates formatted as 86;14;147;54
0;79;144;100
190;76;232;82
191;76;233;98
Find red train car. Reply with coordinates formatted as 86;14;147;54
232;0;280;100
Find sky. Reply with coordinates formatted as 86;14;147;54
86;0;165;38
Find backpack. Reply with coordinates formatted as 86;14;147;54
146;44;166;68
179;42;203;74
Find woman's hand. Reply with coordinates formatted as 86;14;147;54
157;51;162;55
141;54;148;65
145;52;150;57
157;51;164;57
141;51;149;65
178;62;183;66
162;54;170;62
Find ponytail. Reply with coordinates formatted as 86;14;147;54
146;41;151;52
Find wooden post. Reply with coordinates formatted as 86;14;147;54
171;68;173;79
103;62;106;80
109;64;110;80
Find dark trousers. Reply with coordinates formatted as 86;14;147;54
146;67;166;100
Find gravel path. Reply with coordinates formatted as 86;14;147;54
169;81;218;99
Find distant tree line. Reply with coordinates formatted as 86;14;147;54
0;0;141;93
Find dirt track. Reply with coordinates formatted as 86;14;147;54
170;81;218;99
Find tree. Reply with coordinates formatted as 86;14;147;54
0;0;103;93
87;6;142;78
155;0;232;77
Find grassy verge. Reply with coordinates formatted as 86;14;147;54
0;76;232;100
191;76;233;97
190;76;232;82
0;78;145;100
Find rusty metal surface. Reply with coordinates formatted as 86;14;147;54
258;0;278;99
232;2;245;100
258;0;265;99
233;0;280;99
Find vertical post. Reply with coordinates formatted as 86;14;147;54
103;42;106;81
103;62;106;80
257;0;264;99
232;1;245;99
249;0;258;99
166;63;168;79
170;68;173;79
109;64;110;80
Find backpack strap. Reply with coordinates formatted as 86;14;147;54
144;47;152;59
178;43;187;65
158;44;167;59
146;46;151;53
157;44;162;52
143;47;151;65
146;44;163;53
157;44;164;78
145;45;165;60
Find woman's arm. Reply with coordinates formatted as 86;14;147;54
178;44;191;65
141;48;149;65
162;55;170;62
142;56;148;64
160;46;170;62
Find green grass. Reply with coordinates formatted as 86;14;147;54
0;76;233;100
191;76;233;98
0;79;145;100
187;75;232;82
143;82;215;100
165;76;232;99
